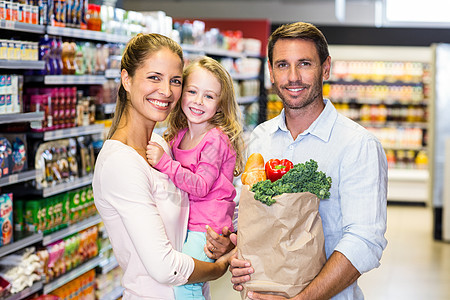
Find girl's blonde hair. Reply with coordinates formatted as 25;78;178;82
107;33;184;139
164;56;245;176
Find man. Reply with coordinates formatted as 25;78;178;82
230;22;388;299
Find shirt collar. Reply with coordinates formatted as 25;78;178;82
270;99;337;142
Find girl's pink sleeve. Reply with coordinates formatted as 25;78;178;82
154;135;227;199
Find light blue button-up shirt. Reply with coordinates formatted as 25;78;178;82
246;99;388;299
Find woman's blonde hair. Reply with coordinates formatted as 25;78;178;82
164;56;245;176
107;33;184;139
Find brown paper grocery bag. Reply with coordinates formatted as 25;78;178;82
237;185;326;299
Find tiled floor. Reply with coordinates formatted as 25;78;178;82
210;205;450;300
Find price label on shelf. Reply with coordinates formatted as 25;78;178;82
4;20;15;30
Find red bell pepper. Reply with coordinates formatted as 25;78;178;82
265;158;294;182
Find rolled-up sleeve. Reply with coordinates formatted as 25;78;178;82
334;136;388;274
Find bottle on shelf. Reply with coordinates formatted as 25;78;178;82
86;4;101;31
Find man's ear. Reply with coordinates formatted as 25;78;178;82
121;69;131;92
267;60;274;84
322;56;331;81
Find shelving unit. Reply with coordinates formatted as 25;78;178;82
99;286;125;300
3;281;44;300
0;20;45;34
0;232;43;259
327;45;432;203
28;123;104;142
43;256;104;294
0;61;45;70
43;214;101;246
0;112;44;124
0;17;124;299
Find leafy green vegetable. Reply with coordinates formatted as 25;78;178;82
250;159;332;206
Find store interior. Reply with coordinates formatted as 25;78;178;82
0;0;449;299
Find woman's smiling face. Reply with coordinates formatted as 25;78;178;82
122;47;184;123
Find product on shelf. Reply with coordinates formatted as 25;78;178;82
38;226;98;283
86;4;101;31
95;265;122;299
0;275;11;298
0;247;43;294
2;133;28;174
0;137;12;177
0;1;40;24
34;139;77;188
0;39;39;61
25;86;78;131
0;193;13;246
50;269;96;299
0;74;23;114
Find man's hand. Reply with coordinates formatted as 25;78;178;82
204;225;234;259
146;141;165;166
228;233;254;291
247;292;290;299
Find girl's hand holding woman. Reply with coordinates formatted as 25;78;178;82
146;141;165;166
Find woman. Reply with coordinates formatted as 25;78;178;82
92;33;233;299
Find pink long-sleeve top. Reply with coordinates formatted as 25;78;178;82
155;127;237;233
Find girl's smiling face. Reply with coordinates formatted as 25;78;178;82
122;48;183;124
181;66;222;128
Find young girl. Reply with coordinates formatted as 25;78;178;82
93;34;234;300
146;56;245;299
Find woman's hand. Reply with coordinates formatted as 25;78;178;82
204;225;234;259
146;141;165;166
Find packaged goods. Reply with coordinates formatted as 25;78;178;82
0;193;13;246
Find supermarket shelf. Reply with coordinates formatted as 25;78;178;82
0;20;45;34
387;168;429;203
29;124;105;141
43;256;104;294
43;214;101;246
0;112;44;124
44;75;107;85
98;256;119;275
0;169;39;187
388;168;429;182
327;79;424;86
100;286;124;300
0;232;43;258
105;69;121;79
0;60;45;70
237;96;259;105
383;145;427;151
96;103;116;115
359;121;428;129
3;280;44;300
181;44;245;58
46;26;130;44
232;73;260;80
332;99;427;106
39;174;93;198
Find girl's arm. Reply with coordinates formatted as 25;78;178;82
150;134;233;199
99;152;230;285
